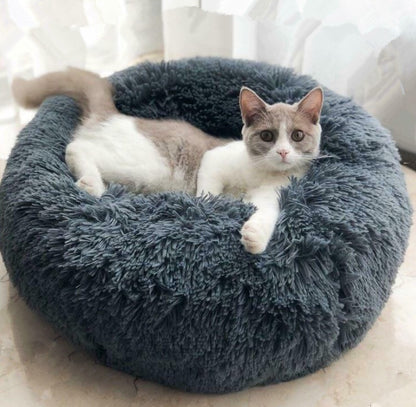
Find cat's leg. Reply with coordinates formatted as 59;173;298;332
66;142;106;197
196;150;225;196
241;186;280;254
196;176;224;197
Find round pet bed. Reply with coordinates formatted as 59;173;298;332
0;58;412;393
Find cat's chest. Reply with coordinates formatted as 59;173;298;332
218;142;302;194
224;169;292;197
246;171;291;191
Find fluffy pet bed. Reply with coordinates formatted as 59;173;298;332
0;58;412;393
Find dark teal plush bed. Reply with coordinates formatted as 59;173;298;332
0;58;412;393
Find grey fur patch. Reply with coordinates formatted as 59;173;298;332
135;118;226;192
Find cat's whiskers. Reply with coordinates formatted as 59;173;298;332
249;154;309;172
250;155;274;169
300;153;338;163
250;152;338;172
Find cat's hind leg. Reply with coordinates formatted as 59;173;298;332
66;142;106;197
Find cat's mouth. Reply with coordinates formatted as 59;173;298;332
277;157;293;166
270;160;293;171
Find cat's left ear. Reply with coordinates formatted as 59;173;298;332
297;87;323;124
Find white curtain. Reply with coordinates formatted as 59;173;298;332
163;0;416;154
0;0;163;158
1;0;416;159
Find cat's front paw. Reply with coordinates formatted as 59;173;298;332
76;176;105;197
240;219;270;254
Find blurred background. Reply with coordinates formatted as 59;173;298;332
1;0;416;165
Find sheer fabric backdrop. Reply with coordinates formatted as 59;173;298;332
0;0;163;157
163;0;416;154
1;0;415;158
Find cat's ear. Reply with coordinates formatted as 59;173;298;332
297;87;323;124
239;87;268;126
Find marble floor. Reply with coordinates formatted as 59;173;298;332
0;159;415;406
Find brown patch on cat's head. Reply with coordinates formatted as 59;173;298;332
239;87;323;171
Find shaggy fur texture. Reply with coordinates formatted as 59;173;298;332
0;58;412;393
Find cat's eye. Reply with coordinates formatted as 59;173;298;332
291;130;305;142
260;130;274;142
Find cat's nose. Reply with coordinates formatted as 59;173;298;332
277;149;289;159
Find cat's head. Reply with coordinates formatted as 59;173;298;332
240;86;323;171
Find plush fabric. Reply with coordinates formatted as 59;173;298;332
0;58;412;393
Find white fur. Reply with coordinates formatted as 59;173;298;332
66;115;187;196
197;141;306;254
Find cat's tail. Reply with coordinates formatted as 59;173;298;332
11;67;117;119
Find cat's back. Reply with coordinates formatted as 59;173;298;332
136;118;226;156
136;117;227;184
70;113;228;194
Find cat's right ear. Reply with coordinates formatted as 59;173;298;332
239;87;268;126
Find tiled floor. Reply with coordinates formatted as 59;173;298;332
0;162;415;407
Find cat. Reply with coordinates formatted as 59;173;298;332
12;67;323;254
12;68;226;197
197;86;323;253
